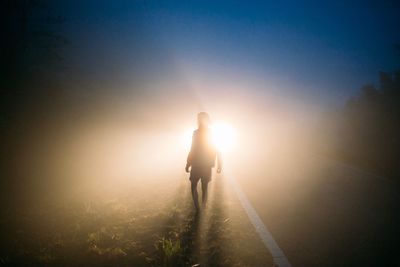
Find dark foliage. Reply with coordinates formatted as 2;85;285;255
0;0;66;125
0;0;67;215
341;64;400;178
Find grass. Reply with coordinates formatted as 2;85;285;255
0;177;273;266
157;237;182;266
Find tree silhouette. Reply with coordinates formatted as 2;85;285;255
342;51;400;178
0;0;67;124
0;0;67;207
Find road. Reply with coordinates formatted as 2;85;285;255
234;154;400;267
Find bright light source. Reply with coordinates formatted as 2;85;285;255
211;122;236;153
182;122;236;154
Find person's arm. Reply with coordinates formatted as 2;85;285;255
216;151;223;173
185;132;195;172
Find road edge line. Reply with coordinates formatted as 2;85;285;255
228;175;292;267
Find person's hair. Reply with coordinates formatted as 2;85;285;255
197;112;210;127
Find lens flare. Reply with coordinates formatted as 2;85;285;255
211;122;236;153
182;122;236;154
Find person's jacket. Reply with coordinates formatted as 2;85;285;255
187;128;222;169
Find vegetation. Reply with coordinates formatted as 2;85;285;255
0;178;273;266
339;56;400;179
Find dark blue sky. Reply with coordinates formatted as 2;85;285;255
56;0;400;108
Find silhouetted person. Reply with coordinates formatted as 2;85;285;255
185;112;222;211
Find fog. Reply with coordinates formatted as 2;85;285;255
13;75;323;206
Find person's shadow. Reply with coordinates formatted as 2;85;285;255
202;175;226;266
180;210;201;265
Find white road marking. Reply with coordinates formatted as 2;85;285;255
228;175;292;267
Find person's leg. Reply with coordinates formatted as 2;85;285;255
201;168;212;207
191;178;200;211
201;180;209;207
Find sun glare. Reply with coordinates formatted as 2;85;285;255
182;122;236;154
211;122;236;153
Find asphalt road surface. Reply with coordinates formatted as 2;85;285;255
235;154;400;267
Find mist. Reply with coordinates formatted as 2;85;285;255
1;1;399;266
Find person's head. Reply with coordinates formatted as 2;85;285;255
197;112;210;128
